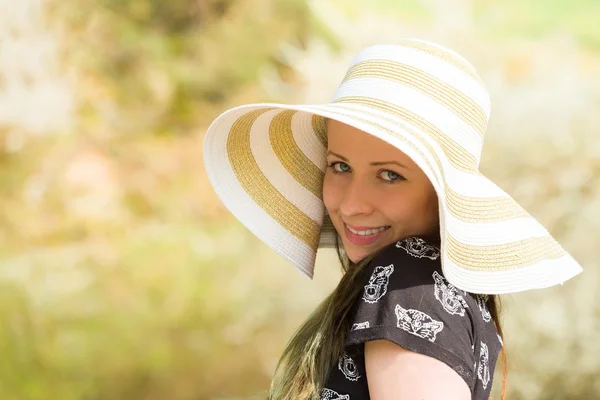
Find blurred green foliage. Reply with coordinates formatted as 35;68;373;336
475;0;600;49
51;0;336;134
2;1;338;398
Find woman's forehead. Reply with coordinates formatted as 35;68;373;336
326;119;415;165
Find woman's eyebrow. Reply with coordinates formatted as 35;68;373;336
370;161;409;170
327;151;409;170
326;151;348;161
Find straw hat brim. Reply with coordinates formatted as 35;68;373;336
203;102;582;294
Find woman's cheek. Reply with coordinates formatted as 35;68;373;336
322;173;338;210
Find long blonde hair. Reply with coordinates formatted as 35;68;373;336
268;234;507;399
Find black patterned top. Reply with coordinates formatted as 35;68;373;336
321;237;502;400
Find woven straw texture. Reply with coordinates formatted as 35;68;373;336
203;39;582;294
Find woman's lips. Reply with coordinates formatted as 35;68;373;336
344;223;391;246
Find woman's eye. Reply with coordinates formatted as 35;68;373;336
332;162;350;173
381;170;402;181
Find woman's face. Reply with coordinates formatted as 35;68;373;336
323;119;439;263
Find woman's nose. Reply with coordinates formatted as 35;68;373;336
339;178;374;216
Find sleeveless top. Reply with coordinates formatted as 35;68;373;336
320;237;502;399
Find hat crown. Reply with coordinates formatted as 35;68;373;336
331;39;490;171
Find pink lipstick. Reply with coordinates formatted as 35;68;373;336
344;223;391;246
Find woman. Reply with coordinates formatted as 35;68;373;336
203;39;582;399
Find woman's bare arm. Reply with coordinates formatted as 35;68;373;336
365;339;472;400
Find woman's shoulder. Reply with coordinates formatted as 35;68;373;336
347;237;483;393
368;238;490;307
360;236;480;317
374;236;441;264
349;236;501;396
365;236;443;284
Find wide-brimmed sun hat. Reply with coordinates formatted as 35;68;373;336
202;38;582;294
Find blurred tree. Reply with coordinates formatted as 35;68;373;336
50;0;336;135
0;3;338;395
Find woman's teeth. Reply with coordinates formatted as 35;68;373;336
346;225;389;236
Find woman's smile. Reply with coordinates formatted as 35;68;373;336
344;223;391;246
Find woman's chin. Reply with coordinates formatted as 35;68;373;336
344;245;376;264
342;237;401;264
346;253;363;264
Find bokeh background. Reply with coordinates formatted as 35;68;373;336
1;0;599;399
